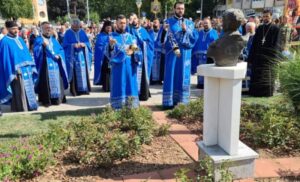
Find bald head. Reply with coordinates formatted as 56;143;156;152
246;22;256;34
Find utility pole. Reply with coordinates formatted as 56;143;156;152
200;0;203;19
66;0;71;20
165;4;167;19
87;0;90;24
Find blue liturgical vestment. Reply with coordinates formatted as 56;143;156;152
0;35;38;110
128;26;154;96
163;17;198;107
33;35;68;100
149;28;165;82
63;29;92;95
107;31;142;110
94;32;110;85
192;28;218;86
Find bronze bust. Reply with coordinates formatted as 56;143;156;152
207;9;246;66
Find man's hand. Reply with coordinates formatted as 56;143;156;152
126;47;134;56
80;43;86;48
163;23;169;31
181;23;186;32
55;55;60;60
109;38;117;46
74;43;80;48
43;41;49;47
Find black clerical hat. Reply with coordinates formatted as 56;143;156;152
103;20;112;27
101;20;113;32
5;20;18;28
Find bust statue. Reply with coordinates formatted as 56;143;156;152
207;9;246;67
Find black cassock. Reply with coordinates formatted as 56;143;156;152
247;23;280;97
36;49;66;106
100;56;110;92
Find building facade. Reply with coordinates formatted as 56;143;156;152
214;0;285;17
20;0;49;24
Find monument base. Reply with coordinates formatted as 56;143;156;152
197;141;258;181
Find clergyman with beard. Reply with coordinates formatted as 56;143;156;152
0;20;38;112
192;18;219;89
247;9;280;97
33;21;69;107
162;2;198;109
107;14;143;109
127;13;154;101
148;18;166;85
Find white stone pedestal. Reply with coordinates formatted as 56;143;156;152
197;62;258;181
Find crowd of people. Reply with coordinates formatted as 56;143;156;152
0;2;298;115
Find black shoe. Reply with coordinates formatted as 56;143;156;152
197;84;204;89
162;106;174;110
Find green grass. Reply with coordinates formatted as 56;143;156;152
242;94;285;105
0;108;102;142
242;94;295;112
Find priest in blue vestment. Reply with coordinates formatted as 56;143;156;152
33;22;68;106
107;15;143;110
148;18;165;85
94;20;113;92
63;19;92;96
192;18;218;89
0;21;38;112
162;2;198;109
127;13;154;101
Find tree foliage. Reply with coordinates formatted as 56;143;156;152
0;0;33;20
47;0;220;22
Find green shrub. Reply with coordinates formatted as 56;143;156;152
167;98;204;121
32;123;71;153
0;106;155;180
241;108;300;151
167;96;300;153
0;138;53;181
67;106;155;167
175;157;233;182
155;124;171;137
175;168;193;182
279;53;300;112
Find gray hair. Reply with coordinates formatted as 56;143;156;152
246;22;256;29
21;28;28;34
72;19;81;26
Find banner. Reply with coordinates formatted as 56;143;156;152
151;0;161;14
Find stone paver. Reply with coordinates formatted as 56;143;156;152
254;159;282;178
158;167;181;181
123;171;163;182
274;158;300;174
98;178;123;182
233;178;256;182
